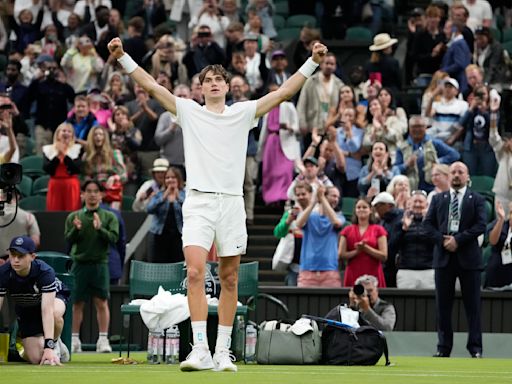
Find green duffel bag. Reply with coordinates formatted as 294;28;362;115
256;319;322;364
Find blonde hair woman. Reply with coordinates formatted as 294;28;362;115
83;126;128;209
421;70;448;116
427;163;450;204
386;174;411;210
43;123;83;211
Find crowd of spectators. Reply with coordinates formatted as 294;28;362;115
0;1;511;306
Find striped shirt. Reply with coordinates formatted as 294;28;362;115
0;259;59;309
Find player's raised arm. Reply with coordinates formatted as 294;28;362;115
108;38;177;115
255;42;328;118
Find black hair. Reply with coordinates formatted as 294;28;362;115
81;179;105;192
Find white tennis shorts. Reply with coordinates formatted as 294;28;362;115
182;189;248;256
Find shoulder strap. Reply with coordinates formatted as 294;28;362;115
378;331;391;366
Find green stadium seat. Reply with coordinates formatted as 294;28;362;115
274;1;289;16
273;14;286;29
23;137;35;157
490;27;502;43
275;27;301;41
285;14;317;28
345;26;373;43
502;28;512;43
471;175;494;196
503;41;512;56
341;197;357;220
18;175;33;198
37;251;73;273
32;175;50;195
121;195;135;211
19;195;46;211
19;155;45;179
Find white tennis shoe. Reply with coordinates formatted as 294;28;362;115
180;345;215;371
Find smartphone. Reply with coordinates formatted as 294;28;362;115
369;72;382;85
371;178;380;192
145;187;153;198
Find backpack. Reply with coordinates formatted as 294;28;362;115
321;305;391;366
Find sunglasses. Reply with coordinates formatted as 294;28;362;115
411;190;427;197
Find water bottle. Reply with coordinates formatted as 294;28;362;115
166;326;180;364
0;329;9;363
147;331;161;364
156;332;164;364
245;324;257;362
234;316;245;361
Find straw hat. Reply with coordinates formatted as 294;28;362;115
369;33;398;52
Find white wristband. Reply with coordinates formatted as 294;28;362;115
118;53;138;74
298;57;319;78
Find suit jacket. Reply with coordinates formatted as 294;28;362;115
424;188;487;270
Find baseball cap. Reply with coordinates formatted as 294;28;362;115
303;156;318;166
371;192;396;206
152;158;169;172
8;236;36;254
410;7;424;17
271;50;286;60
444;78;459;89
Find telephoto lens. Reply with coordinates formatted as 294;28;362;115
353;284;365;296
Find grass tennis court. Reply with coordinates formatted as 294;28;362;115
2;353;512;384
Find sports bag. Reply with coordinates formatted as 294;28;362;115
321;305;390;366
256;319;322;364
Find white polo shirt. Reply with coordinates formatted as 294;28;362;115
174;97;258;196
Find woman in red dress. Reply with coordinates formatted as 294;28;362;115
43;122;82;211
339;198;388;287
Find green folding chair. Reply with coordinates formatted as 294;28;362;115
502;28;512;43
119;260;187;357
18;175;33;198
121;195;135;211
19;195;47;211
37;251;73;273
32;175;50;195
285;14;316;28
341;197;358;220
56;272;74;355
274;1;289;16
276;27;301;41
345;26;373;43
19;155;45;179
273;14;286;29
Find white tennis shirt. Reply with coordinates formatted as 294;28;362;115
174;97;259;196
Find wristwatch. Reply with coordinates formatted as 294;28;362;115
44;338;55;350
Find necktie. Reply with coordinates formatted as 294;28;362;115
451;191;459;220
449;191;459;235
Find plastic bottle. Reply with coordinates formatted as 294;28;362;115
0;329;9;363
234;316;245;361
245;324;257;362
166;326;180;364
156;332;164;364
147;331;161;364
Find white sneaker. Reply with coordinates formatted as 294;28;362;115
56;338;70;363
212;349;237;372
72;337;82;353
96;337;112;353
179;345;214;371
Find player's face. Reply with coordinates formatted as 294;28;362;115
201;71;229;100
8;250;35;276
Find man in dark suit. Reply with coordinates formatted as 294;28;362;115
424;161;487;358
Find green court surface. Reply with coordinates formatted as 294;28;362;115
2;353;512;384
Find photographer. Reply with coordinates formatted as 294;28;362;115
348;274;396;331
459;84;498;177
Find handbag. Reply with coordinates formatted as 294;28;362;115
321;305;390;366
271;233;294;272
103;179;123;203
256;319;322;365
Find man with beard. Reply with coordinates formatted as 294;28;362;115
0;60;29;118
424;161;486;358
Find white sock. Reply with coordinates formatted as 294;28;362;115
215;325;233;352
191;321;208;347
98;332;108;341
72;333;80;340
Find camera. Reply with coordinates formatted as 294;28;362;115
474;91;484;99
353;284;366;297
198;31;211;38
0;163;21;189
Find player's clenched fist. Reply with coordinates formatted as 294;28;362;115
107;38;125;59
